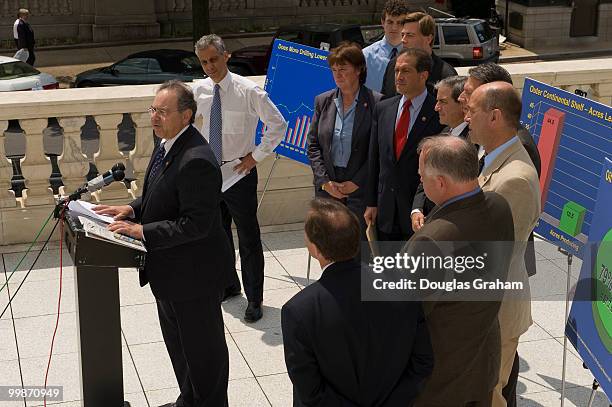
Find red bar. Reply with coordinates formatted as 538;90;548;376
537;108;565;207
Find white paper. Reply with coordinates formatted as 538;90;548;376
221;159;246;193
78;216;147;252
68;200;115;224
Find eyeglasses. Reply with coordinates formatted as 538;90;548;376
148;106;179;117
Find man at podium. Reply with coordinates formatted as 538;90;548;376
95;80;233;407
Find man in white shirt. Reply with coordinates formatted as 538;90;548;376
362;0;409;92
192;34;288;323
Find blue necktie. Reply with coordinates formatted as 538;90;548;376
389;47;398;60
148;143;165;184
209;84;223;164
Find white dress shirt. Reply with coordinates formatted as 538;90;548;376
449;121;469;137
13;19;19;40
192;72;288;163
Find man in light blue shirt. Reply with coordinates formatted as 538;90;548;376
362;0;409;92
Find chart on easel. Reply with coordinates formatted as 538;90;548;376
520;78;612;257
255;39;335;165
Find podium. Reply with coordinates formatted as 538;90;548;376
62;210;145;407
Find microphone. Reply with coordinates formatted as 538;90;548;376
86;163;126;193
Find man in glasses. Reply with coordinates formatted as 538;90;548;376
95;80;232;407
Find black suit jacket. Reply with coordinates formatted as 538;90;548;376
130;125;233;301
282;259;434;407
407;191;514;405
307;86;382;191
412;124;471;216
381;52;457;98
16;20;35;50
367;92;444;235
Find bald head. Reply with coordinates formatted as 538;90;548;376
473;81;521;128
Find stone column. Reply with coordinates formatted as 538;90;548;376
93;0;160;42
92;114;130;202
58;116;89;196
129;112;155;198
0;120;16;208
20;119;55;207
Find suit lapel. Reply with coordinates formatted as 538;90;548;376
142;126;192;210
478;138;522;188
350;86;369;150
321;91;338;180
386;96;401;163
397;94;436;162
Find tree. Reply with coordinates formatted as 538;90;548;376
192;0;210;43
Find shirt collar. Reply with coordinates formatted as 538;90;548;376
381;36;402;52
483;136;519;173
400;88;428;112
450;122;469;137
439;187;482;209
334;88;360;113
321;262;335;274
214;70;232;92
160;125;189;156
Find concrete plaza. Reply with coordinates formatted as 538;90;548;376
0;225;610;407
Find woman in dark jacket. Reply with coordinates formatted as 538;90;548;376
307;42;382;234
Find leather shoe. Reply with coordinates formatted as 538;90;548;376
222;286;241;303
157;403;176;407
244;301;263;322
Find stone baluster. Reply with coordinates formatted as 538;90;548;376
91;114;129;202
48;0;58;15
39;0;50;15
19;118;55;206
57;116;89;196
0;121;16;208
130;112;155;197
59;0;71;14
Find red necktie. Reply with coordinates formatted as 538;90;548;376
394;99;412;159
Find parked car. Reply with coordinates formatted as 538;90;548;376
0;56;58;91
227;23;366;76
366;18;499;66
74;49;206;87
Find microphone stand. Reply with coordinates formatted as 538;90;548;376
54;185;88;219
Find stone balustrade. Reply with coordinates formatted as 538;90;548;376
0;57;611;246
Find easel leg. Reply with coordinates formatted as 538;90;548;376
559;247;573;407
257;153;280;213
587;378;599;407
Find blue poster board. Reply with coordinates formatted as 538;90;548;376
255;39;335;165
565;157;612;400
519;78;612;258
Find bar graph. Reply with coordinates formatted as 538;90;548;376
520;78;612;257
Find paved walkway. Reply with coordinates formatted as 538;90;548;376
0;227;610;407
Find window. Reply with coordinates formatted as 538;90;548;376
147;59;162;73
0;61;39;80
473;23;494;43
277;30;302;43
310;32;331;48
114;58;153;74
180;55;201;72
442;26;471;45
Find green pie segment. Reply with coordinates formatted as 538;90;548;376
592;229;612;353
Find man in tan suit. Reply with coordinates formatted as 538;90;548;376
465;82;541;407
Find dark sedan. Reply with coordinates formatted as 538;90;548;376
75;49;206;87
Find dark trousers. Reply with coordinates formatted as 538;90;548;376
26;48;35;66
221;168;265;302
502;351;520;407
414;390;493;407
156;295;228;407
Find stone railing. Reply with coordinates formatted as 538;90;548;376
0;58;611;246
0;0;73;18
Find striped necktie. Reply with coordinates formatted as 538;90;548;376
209;83;223;164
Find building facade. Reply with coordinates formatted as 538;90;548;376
0;0;437;48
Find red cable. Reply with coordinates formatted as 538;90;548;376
43;205;65;407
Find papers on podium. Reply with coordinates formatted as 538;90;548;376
220;159;246;192
78;216;147;252
68;200;115;224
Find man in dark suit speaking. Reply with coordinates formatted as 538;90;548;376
407;135;515;407
282;198;433;406
95;80;232;407
365;47;444;241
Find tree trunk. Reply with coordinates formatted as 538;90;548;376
192;0;210;44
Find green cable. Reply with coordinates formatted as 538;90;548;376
0;209;55;295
